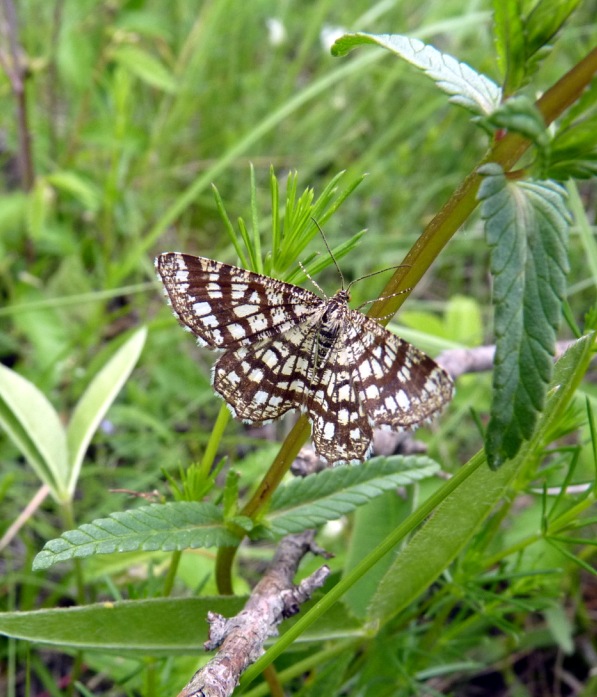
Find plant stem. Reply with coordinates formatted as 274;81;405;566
163;550;181;597
241;415;311;518
214;415;311;594
240;450;486;687
200;404;230;481
370;45;597;323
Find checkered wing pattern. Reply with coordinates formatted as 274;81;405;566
156;253;322;350
156;252;454;464
299;311;452;463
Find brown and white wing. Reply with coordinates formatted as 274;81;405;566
212;316;322;423
305;337;374;464
349;313;454;429
156;253;322;350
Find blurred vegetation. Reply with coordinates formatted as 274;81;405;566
1;1;596;696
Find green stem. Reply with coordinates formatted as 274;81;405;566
242;640;358;697
215;415;311;593
241;415;311;518
215;545;236;595
60;501;84;695
61;501;85;605
370;45;597;322
200;403;230;481
163;550;181;597
240;451;486;688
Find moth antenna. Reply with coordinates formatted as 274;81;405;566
347;264;412;292
298;261;327;298
355;287;413;312
311;217;346;289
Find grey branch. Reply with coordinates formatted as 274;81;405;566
177;531;330;697
435;340;576;380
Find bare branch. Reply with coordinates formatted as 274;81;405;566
177;531;330;697
435;340;577;380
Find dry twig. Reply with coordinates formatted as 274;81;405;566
177;531;331;697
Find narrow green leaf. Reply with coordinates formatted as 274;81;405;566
266;456;439;536
249;163;263;274
26;177;51;240
478;164;571;469
0;191;27;238
544;603;575;654
109;45;177;93
331;33;501;116
66;327;147;498
525;0;582;61
0;597;245;656
492;0;526;95
287;230;366;286
567;182;597;287
548;115;597;181
33;502;242;570
211;183;249;269
0;364;69;502
367;334;594;624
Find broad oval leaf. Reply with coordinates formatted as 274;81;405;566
0;364;68;501
0;597;245;656
66;327;147;498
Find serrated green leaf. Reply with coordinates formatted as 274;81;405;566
478;164;571;468
331;33;501;116
109;45;177;93
0;364;69;501
484;95;549;157
266;456;439;536
493;0;526;95
66;328;147;498
33;502;242;569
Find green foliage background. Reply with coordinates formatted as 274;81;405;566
1;1;596;696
